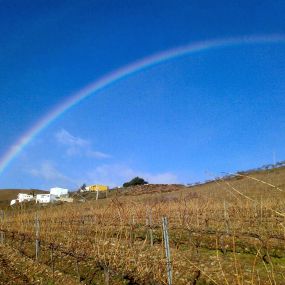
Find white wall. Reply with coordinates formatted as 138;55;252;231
36;194;57;204
17;193;34;203
50;187;69;197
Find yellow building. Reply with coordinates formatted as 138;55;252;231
87;184;109;192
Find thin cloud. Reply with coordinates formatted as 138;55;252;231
28;161;77;186
55;129;88;147
86;150;111;159
55;129;111;159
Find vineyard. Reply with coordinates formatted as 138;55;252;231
1;167;285;284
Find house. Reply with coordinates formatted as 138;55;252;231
17;193;34;203
82;184;109;199
10;193;34;206
50;187;69;197
83;184;109;192
36;194;57;204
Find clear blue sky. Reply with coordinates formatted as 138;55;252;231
0;0;285;189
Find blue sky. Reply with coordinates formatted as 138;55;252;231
0;0;285;189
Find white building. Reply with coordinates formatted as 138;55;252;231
10;199;17;206
50;187;69;197
17;193;34;203
36;194;57;204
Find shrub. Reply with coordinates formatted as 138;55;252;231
123;177;148;188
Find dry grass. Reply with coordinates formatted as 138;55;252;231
1;167;285;284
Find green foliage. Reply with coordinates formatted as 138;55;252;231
123;177;148;188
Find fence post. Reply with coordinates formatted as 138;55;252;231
0;210;4;244
35;214;40;261
147;208;153;246
50;244;55;281
130;214;135;245
75;258;81;282
223;200;229;234
260;196;263;223
104;266;110;285
162;216;172;285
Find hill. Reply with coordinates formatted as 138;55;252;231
0;189;48;209
1;165;285;284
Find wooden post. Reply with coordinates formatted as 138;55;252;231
132;214;135;225
221;200;230;254
162;216;172;285
130;214;135;245
223;200;229;234
104;266;110;285
75;258;81;282
35;214;40;261
147;209;154;246
260;196;263;223
0;210;4;244
50;244;55;281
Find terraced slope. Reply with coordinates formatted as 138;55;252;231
1;166;285;284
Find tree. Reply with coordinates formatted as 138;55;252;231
123;177;148;188
78;183;86;192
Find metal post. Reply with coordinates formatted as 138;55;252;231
35;214;40;261
162;216;172;285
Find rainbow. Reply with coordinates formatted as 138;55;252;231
0;34;285;176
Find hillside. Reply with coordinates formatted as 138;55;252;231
0;189;48;209
108;165;285;201
1;165;285;284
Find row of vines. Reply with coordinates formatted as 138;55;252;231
1;173;285;284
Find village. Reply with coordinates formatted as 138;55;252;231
9;184;109;206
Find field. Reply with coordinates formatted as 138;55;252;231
1;167;285;284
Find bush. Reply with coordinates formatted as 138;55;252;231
123;177;148;188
